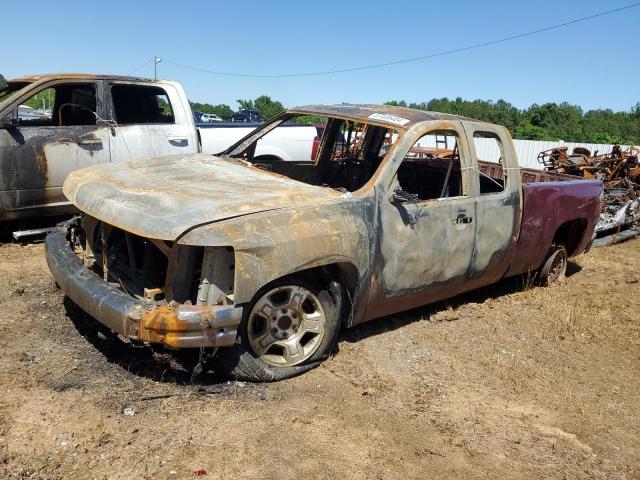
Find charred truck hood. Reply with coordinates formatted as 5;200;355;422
63;153;340;240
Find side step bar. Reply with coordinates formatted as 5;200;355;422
12;227;58;241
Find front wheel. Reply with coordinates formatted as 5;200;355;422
217;276;341;382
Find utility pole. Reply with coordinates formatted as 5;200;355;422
154;56;162;80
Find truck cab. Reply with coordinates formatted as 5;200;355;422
0;74;198;221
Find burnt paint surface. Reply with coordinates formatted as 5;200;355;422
178;195;375;322
62;106;603;328
64;154;343;241
289;104;484;130
506;180;602;277
0;126;111;216
362;120;522;319
0;77;111;219
0;74;196;220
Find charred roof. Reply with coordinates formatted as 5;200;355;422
9;73;157;83
289;104;485;130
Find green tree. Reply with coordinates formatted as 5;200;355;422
513;123;556;141
253;95;285;121
0;74;6;88
236;96;285;121
525;102;583;141
198;94;640;145
210;104;234;119
384;100;408;107
236;99;254;110
189;101;234;120
386;97;640;144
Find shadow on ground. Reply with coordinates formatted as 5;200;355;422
341;262;582;344
0;215;71;244
64;298;224;386
64;261;582;384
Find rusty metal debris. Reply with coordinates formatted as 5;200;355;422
539;144;640;245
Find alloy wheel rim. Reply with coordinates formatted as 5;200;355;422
247;285;326;367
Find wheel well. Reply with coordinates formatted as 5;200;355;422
313;262;359;327
321;262;358;300
552;219;587;256
268;263;359;326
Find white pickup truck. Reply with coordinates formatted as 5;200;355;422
0;74;318;221
199;122;320;162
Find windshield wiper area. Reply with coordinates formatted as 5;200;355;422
231;158;253;168
253;163;273;172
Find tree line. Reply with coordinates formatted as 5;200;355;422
194;95;640;145
190;95;286;122
386;98;640;145
2;72;637;144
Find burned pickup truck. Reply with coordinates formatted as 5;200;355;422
45;105;602;381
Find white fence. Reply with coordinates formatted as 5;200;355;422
474;138;629;170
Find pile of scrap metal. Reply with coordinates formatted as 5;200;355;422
538;144;640;246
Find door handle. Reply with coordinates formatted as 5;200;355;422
452;214;473;226
78;138;103;146
168;137;189;146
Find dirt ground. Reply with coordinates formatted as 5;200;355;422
0;234;638;480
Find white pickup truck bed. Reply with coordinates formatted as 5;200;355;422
198;122;319;161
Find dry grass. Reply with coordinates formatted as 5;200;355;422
0;239;638;479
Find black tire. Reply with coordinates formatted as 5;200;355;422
215;276;342;382
536;244;568;286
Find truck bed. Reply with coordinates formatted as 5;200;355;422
479;159;602;274
478;160;581;184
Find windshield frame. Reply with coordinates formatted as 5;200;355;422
219;111;406;196
220;112;293;158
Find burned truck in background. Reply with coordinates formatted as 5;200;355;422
46;105;602;381
0;74;199;223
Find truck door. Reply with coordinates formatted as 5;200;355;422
462;122;521;287
107;82;198;162
0;80;110;217
368;123;477;318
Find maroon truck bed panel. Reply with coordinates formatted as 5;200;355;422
478;160;602;277
506;179;602;277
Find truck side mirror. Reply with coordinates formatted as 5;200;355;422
391;187;419;204
0;114;19;128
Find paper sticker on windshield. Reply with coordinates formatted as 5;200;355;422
368;113;410;126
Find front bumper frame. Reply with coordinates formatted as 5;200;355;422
45;230;242;348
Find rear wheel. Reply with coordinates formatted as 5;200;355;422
217;276;341;381
537;244;567;286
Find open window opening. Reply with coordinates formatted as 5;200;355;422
17;83;97;127
474;131;506;194
395;130;464;201
111;84;175;125
226;114;398;193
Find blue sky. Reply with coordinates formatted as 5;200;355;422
1;0;638;111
